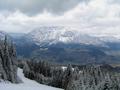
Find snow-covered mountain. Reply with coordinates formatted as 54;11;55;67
5;26;120;64
27;26;120;46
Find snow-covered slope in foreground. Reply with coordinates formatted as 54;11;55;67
0;68;63;90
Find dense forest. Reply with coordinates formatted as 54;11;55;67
18;59;120;90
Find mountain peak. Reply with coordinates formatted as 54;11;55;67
27;26;106;46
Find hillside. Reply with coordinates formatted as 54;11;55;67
0;68;63;90
7;27;120;64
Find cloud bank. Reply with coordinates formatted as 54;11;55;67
0;0;120;35
0;0;84;15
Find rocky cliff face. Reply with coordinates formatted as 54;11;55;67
0;36;18;83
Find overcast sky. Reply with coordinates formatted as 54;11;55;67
0;0;120;34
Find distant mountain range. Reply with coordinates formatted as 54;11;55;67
1;26;120;64
27;26;120;47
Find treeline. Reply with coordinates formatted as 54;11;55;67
19;59;78;88
20;59;120;90
67;65;120;90
0;36;19;83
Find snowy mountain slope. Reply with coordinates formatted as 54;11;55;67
0;68;63;90
27;26;120;46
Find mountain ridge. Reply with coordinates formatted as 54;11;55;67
27;26;120;47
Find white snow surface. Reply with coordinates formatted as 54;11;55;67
28;26;120;47
0;68;63;90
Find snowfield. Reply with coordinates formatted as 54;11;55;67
0;68;63;90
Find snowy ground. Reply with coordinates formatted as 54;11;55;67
0;68;63;90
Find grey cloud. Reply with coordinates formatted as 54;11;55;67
108;0;120;3
0;0;89;15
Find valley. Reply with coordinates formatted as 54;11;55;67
5;26;120;64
